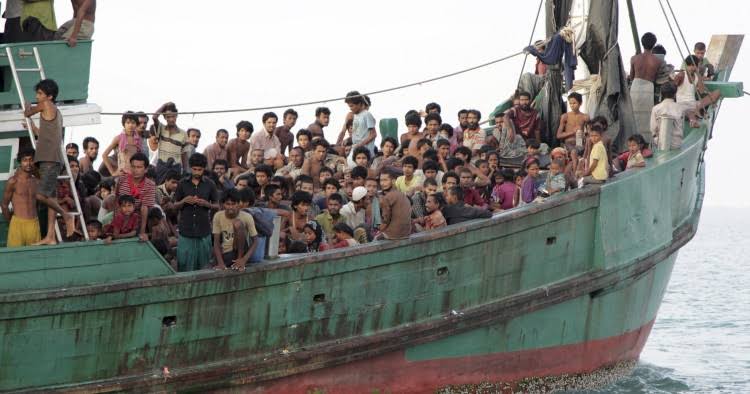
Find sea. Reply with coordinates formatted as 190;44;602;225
577;207;750;394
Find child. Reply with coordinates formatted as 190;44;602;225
227;120;253;176
491;168;518;211
579;125;609;187
146;207;177;252
544;159;567;195
212;189;258;271
395;155;424;196
86;220;103;241
302;220;327;252
521;160;541;204
625;135;646;170
325;222;359;250
104;195;140;242
556;92;590;151
102;111;142;176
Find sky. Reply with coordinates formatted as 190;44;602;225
37;0;750;207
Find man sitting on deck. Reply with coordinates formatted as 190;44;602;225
505;91;541;144
1;149;41;247
441;187;492;225
682;42;716;81
628;32;665;144
651;83;701;150
54;0;96;47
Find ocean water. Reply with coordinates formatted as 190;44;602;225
581;207;750;393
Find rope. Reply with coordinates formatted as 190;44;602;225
516;0;545;87
665;0;692;57
744;90;750;96
657;0;685;63
101;51;524;116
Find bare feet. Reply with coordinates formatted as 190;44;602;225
64;213;76;238
33;237;57;246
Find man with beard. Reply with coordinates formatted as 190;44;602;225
173;153;220;271
78;136;99;174
378;171;412;240
462;109;485;153
275;146;305;180
505;91;541;144
307;107;331;140
115;153;156;242
315;193;346;242
2;149;41;247
451;109;468;154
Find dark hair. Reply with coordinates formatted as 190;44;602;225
442;171;459;184
381;136;398;149
255;164;274;178
436;138;451;149
428;192;446;208
351;165;368;180
303;220;324;249
685;54;701;68
518;91;532;99
188;153;208;168
66;142;79;152
416;139;432;151
17;147;35;161
164;170;181;183
457;109;469;117
445;157;464;171
129;152;149;167
216;128;229;137
352;146;371;162
288;240;308;253
327;193;344;205
34;79;59;101
568;92;583;104
653;44;667;55
283;108;298;119
333;222;354;237
501;168;515;182
424;112;442;125
467;109;482;120
236;120;254;134
402;155;419;168
422;160;439;173
425;102;441;114
660;82;677;99
212;159;229;171
291;191;313;209
315;107;331;117
82;136;99;150
238;187;256;206
86;219;103;231
422;148;438;163
262;112;278;123
295;174;314;185
322;177;341;191
641;32;657;50
67;155;79;166
527;139;541;149
319;166;334;177
296;128;312;141
447;186;464;201
147;207;164;221
526;158;540;169
311;138;329;151
405;114;422;128
381;169;398;180
423;177;438;188
493;111;505;119
121;111;139;126
344;91;367;106
118;194;136;205
221;188;242;204
163;103;178;113
264;183;280;198
590;115;609;129
455;146;472;162
694;42;706;51
186;128;201;138
590;124;604;134
98;178;115;192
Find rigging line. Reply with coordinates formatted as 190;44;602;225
101;51;525;117
516;0;545;88
744;90;750;96
665;0;692;56
657;0;685;63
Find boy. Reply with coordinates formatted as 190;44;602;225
556;92;589;151
23;79;76;243
328;222;359;249
395;156;424;196
544;160;567;195
105;195;140;242
150;102;189;171
345;91;377;154
2;149;41;247
203;128;229;170
401;114;423;155
625;136;646;169
411;177;438;219
227;120;253;176
579;125;608;187
275;108;297;156
378;171;412;240
296;129;313;152
212;189;258;271
86;220;103;241
184;128;201;160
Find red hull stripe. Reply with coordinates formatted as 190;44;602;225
253;320;655;393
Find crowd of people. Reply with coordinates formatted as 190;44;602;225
0;32;718;273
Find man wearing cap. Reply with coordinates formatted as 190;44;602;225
340;186;369;244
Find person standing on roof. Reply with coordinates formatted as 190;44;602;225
628;32;665;144
55;0;96;47
345;91;377;155
20;0;56;41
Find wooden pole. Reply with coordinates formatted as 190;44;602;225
626;0;642;54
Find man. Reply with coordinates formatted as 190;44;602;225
275;108;297;156
203;128;229;170
156;170;180;220
20;0;56;41
315;193;346;242
115;153;156;242
65;143;79;159
275;146;305;180
54;0;96;47
308;107;331;139
2;0;28;43
339;185;369;244
173;153;220;271
1;149;41;247
441;187;492;225
212;159;234;190
628;32;665;142
78;137;99;174
301;139;331;191
462;109;485;153
378;171;412;240
505;91;541;143
452;109;468;152
682;42;716;81
212;188;258;271
345;91;377;154
651;83;700;150
249;112;283;168
227;120;253;176
674;55;722;115
150;102;189;171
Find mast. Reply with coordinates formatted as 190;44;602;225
626;0;642;54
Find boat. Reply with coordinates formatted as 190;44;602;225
0;1;745;392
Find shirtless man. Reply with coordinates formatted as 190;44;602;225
55;0;96;47
629;33;665;142
556;92;589;150
226;120;252;176
301;139;331;191
307;107;330;140
1;149;41;247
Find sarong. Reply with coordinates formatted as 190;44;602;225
6;216;41;247
176;234;212;272
630;78;655;143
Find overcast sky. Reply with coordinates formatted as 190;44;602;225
41;0;749;207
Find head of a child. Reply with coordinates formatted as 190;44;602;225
161;170;180;193
426;192;445;214
550;159;563;176
323;178;341;199
567;92;582;112
476;159;489;176
118;195;136;216
526;139;541;156
86;220;103;239
515;170;526;187
34;79;58;104
318;167;333;187
303;220;323;246
238;187;255;209
627;136;641;154
345;91;368;114
423;177;438;196
381;137;397;157
684;54;700;73
333;222;354;242
296;129;312;151
351;166;367;187
222;189;242;219
297;175;315;195
526;160;540;179
402;156;418;177
147;207;163;228
459;168;474;188
187;128;201;147
365;177;379;197
405;114;422;135
236;120;253;141
454;147;472;164
589;125;603;145
443;172;459;190
291;191;312;216
353;147;370;168
121;112;138;134
422;160;438;180
255;165;273;188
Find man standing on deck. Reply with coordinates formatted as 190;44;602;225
150;102;189;173
307;107;330;140
1;149;41;247
628;32;665;144
55;0;96;47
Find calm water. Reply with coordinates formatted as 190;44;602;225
580;207;750;393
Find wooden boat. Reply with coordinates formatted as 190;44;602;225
0;2;744;393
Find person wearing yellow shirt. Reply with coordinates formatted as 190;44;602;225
394;156;424;197
579;125;609;187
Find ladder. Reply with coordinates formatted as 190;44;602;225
5;46;89;241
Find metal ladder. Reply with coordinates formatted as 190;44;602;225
5;46;89;241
